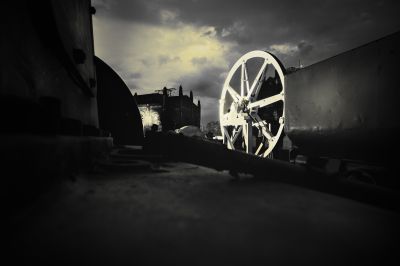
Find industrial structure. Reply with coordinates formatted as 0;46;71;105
220;32;400;165
1;0;143;210
134;86;201;132
3;0;400;265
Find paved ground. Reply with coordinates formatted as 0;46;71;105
6;161;400;265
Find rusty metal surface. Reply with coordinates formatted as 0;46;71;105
284;31;400;163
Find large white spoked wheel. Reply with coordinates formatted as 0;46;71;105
219;50;285;158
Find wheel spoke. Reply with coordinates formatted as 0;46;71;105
231;126;243;144
253;64;268;99
243;120;252;153
248;93;283;109
223;127;235;150
255;142;264;156
240;63;244;97
248;60;268;98
241;62;250;96
261;126;273;140
226;85;240;102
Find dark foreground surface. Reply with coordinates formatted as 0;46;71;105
6;160;400;265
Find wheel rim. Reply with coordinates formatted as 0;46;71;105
219;50;285;158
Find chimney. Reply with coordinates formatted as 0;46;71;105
179;85;183;97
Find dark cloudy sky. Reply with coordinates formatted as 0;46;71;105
92;0;400;124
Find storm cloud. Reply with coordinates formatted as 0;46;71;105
92;0;400;124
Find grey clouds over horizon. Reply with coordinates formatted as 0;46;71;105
92;0;400;124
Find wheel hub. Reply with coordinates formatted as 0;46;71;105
231;98;249;113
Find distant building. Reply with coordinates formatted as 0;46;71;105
134;85;201;132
